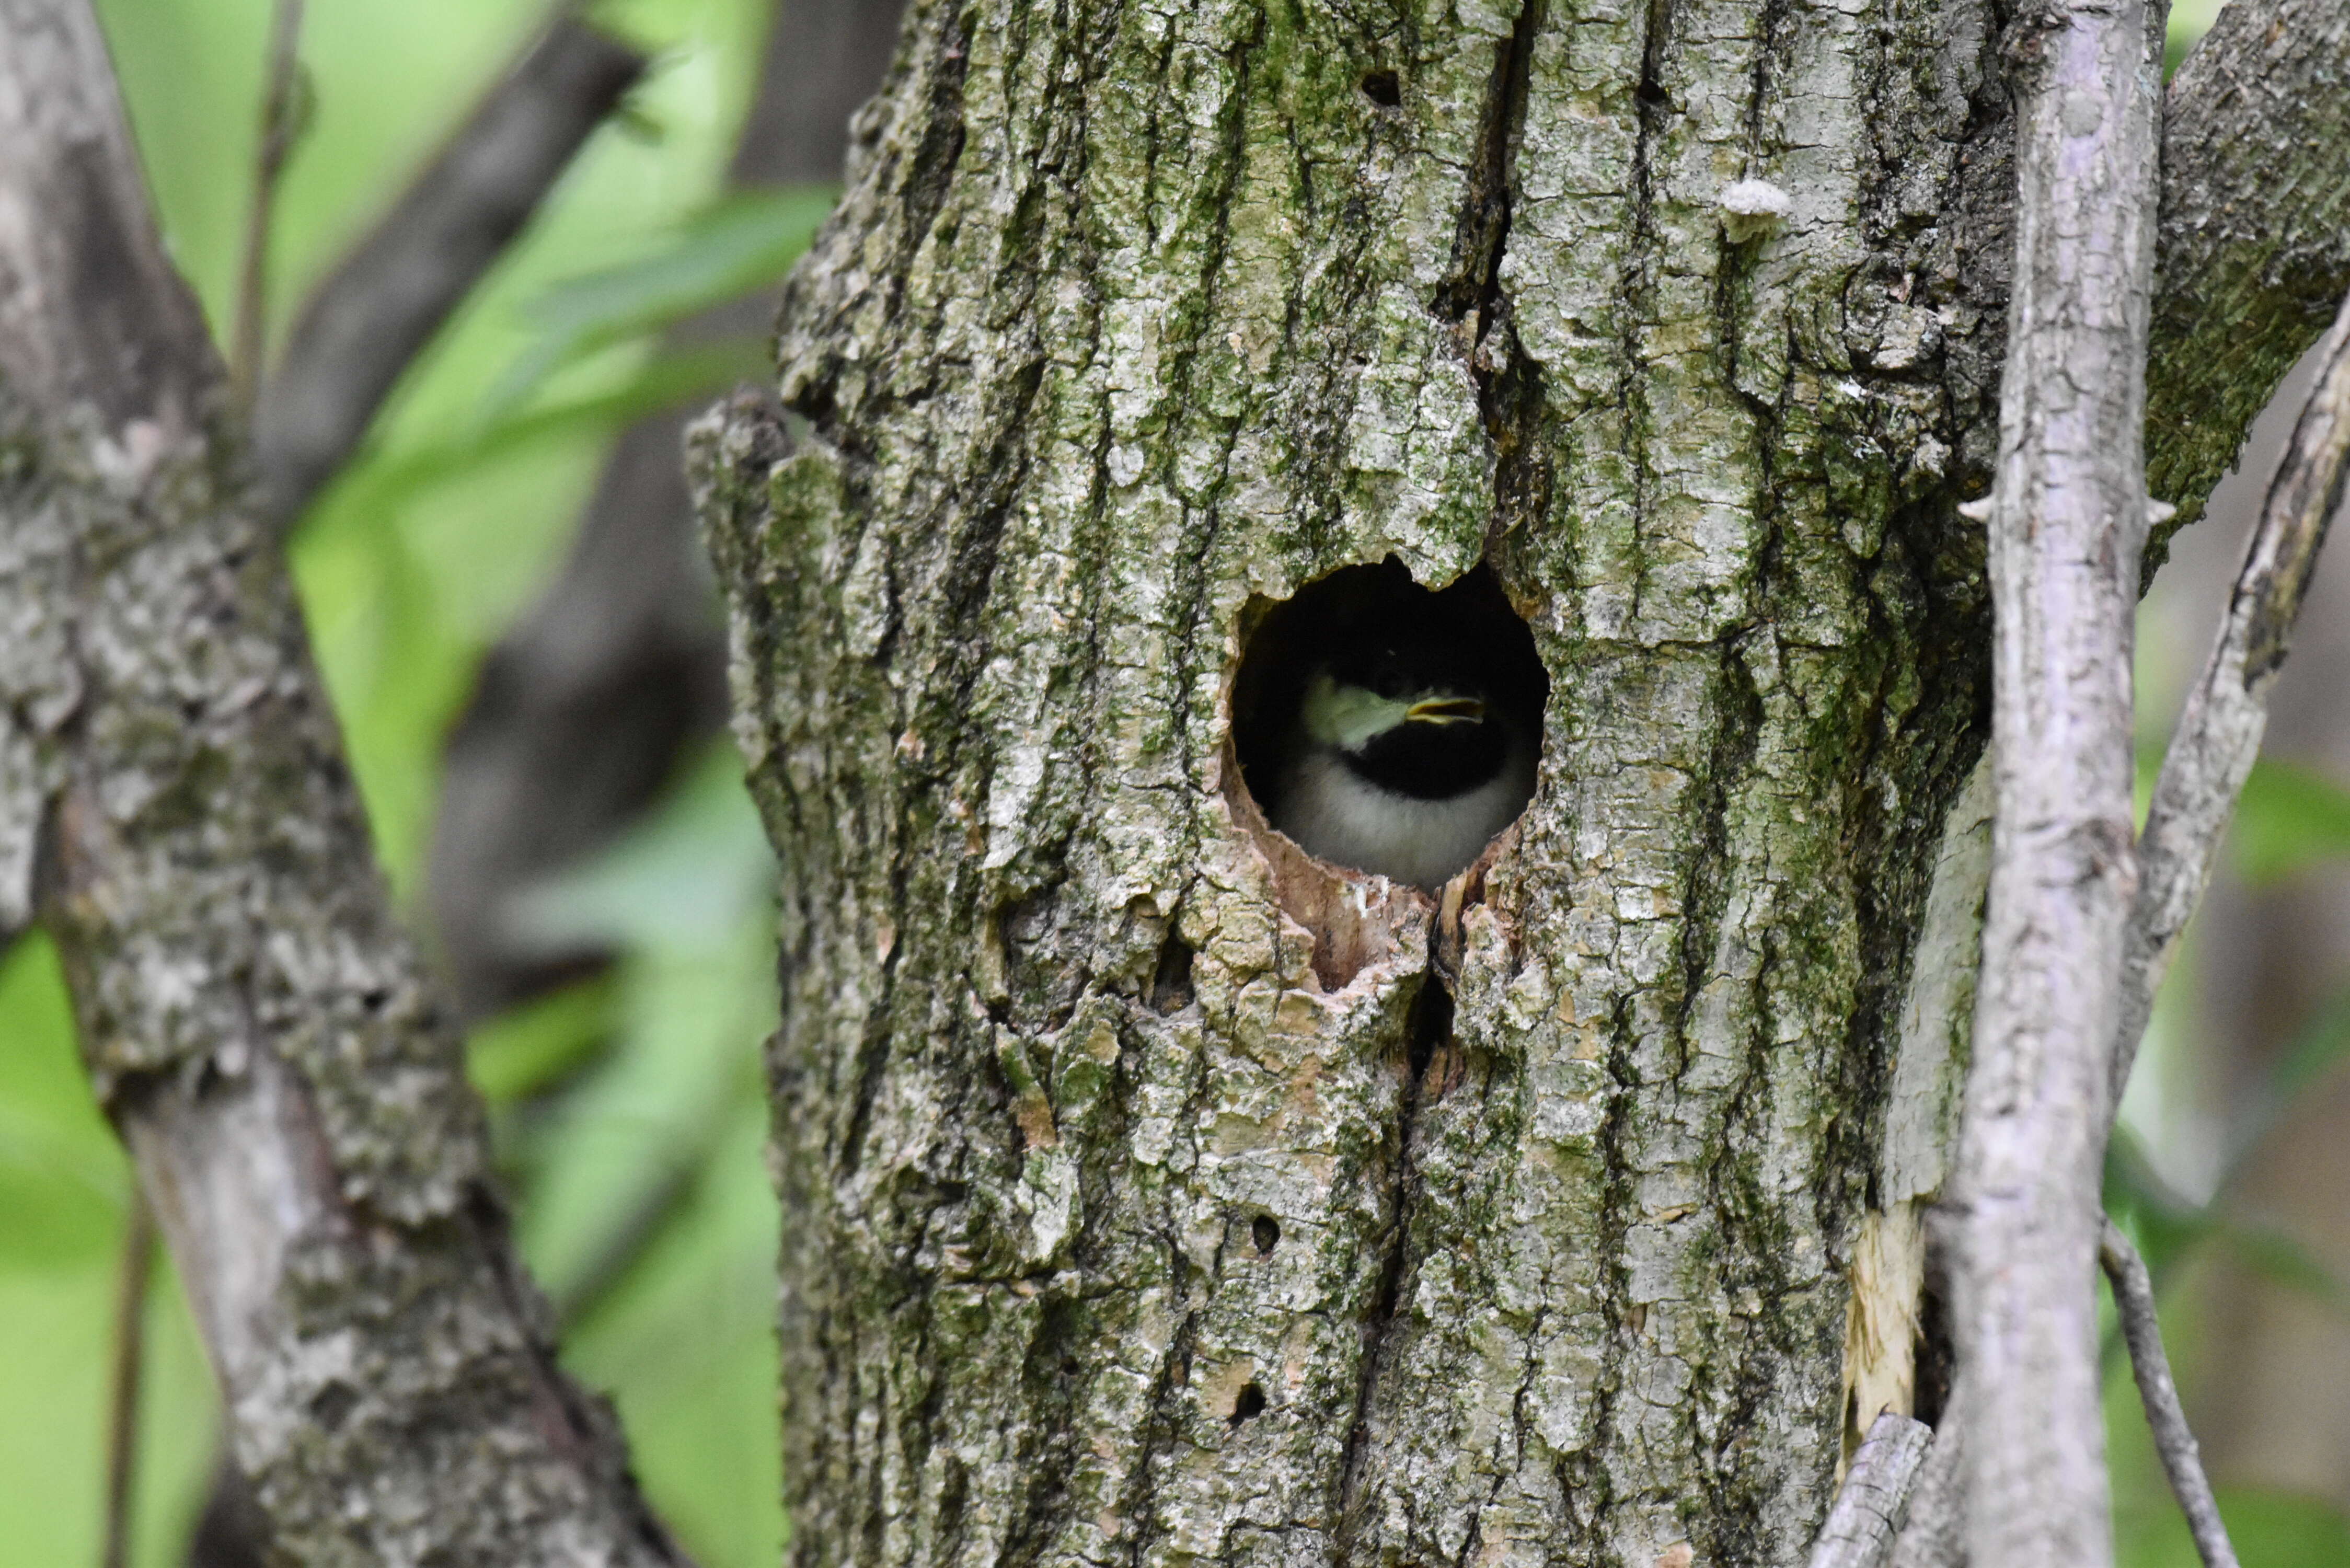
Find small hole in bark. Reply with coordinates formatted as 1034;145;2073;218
1230;1382;1269;1423
308;1382;360;1432
1360;68;1401;107
1149;930;1195;1013
1252;1215;1281;1254
1230;558;1547;890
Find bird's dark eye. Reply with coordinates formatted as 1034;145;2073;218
1372;670;1407;700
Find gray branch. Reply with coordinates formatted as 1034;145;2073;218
0;3;684;1562
1887;1393;1967;1568
227;0;304;412
2113;290;2350;1098
2146;0;2350;565
1808;1413;1935;1568
2099;1220;2241;1568
248;16;644;531
1952;2;2164;1565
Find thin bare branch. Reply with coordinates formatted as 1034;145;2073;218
2099;1220;2241;1568
100;1193;154;1568
248;16;644;531
0;4;684;1560
227;0;304;412
1952;2;2164;1563
2112;291;2350;1099
1809;1412;1935;1568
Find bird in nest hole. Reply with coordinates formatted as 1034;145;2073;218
1269;623;1538;890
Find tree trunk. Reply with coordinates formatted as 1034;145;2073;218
696;1;2013;1562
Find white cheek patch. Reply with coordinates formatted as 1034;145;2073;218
1300;674;1413;751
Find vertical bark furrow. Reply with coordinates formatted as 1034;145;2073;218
695;0;2023;1562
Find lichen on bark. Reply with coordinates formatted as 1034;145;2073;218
693;0;2025;1562
0;4;684;1561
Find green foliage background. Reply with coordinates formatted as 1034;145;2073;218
1;2;2343;1565
0;0;813;1561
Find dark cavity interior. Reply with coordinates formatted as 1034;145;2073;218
1230;558;1548;882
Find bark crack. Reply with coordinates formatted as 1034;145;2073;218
1333;967;1452;1563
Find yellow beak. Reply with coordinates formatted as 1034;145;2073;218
1406;697;1485;725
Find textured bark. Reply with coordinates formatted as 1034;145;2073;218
698;1;2019;1564
0;4;681;1563
2145;0;2350;565
1950;1;2163;1562
692;0;2350;1553
1806;1411;1931;1568
674;0;2350;1561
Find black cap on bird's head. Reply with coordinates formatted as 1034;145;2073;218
1301;629;1500;753
1230;558;1550;839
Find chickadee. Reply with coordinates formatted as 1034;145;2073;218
1270;629;1537;889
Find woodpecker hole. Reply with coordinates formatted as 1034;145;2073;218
1360;68;1402;107
1228;558;1548;893
1252;1214;1281;1254
1230;1382;1269;1424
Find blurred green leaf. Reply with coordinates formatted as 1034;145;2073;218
504;741;775;1320
2163;0;2227;78
0;1120;129;1267
0;933;220;1563
2123;1488;2350;1568
468;977;619;1105
0;937;130;1267
2247;980;2350;1139
2219;1224;2350;1327
2106;1129;2215;1278
510;741;773;955
489;185;834;410
339;340;767;517
557;1090;781;1568
2231;758;2350;885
